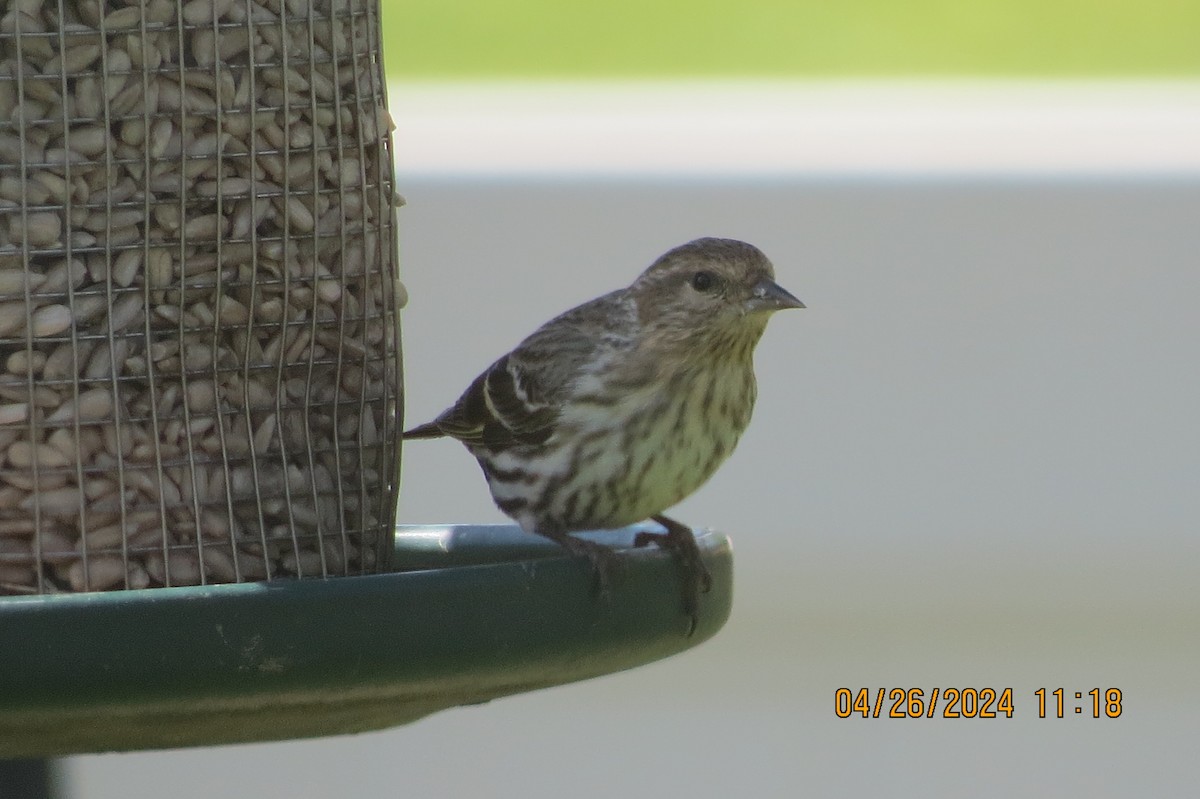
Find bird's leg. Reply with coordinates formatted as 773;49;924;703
541;531;621;598
635;514;713;634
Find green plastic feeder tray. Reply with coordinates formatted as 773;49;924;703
0;524;732;759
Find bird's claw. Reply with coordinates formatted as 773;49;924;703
631;529;658;548
643;516;713;635
556;520;712;635
557;536;622;599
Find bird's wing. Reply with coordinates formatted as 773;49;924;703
428;353;556;448
422;292;629;450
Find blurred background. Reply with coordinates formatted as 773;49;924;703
71;0;1198;796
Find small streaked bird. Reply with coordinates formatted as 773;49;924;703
403;237;803;633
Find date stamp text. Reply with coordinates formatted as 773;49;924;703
834;688;1123;719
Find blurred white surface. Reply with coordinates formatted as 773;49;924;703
69;84;1200;798
392;80;1200;176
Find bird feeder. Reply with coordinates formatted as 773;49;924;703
0;1;731;793
0;0;402;594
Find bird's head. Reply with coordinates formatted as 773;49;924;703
629;237;804;355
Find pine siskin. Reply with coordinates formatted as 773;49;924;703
404;237;803;633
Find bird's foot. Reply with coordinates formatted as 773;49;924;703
553;534;622;599
637;515;713;635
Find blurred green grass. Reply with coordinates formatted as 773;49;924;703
381;0;1200;78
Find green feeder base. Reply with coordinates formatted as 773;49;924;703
0;524;732;758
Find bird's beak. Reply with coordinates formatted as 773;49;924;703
747;278;805;313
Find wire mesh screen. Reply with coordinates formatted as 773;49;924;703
0;0;403;594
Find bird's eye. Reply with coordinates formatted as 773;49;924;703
690;271;716;292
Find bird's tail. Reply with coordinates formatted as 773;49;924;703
402;421;445;440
